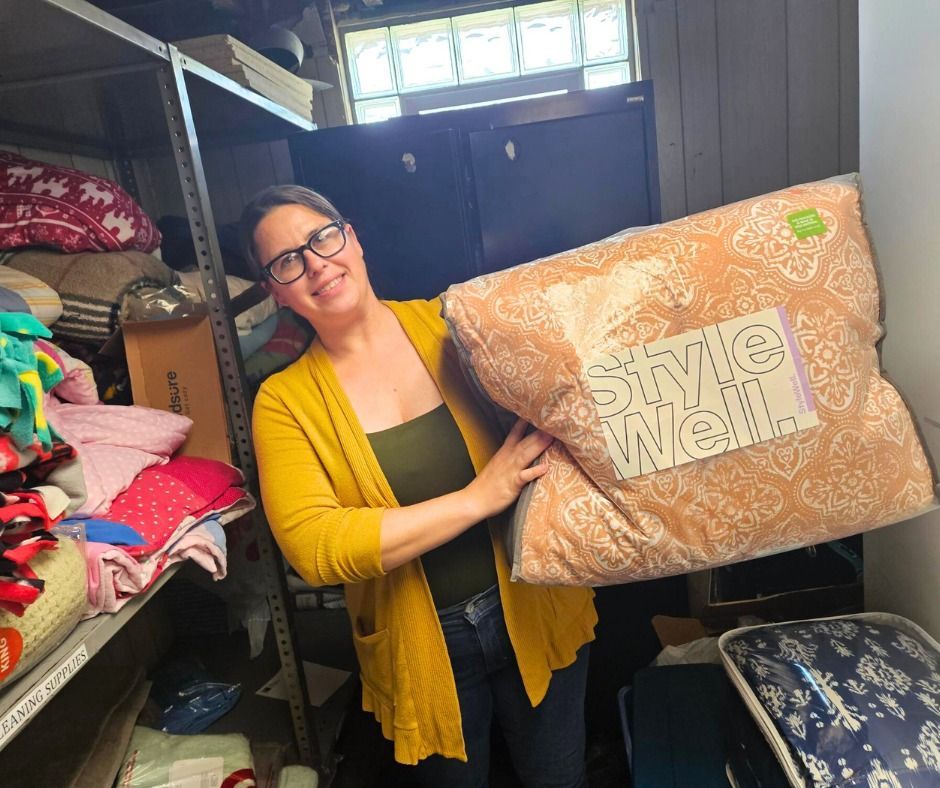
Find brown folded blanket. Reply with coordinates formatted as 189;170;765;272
0;248;176;344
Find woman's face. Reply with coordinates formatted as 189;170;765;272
253;203;370;325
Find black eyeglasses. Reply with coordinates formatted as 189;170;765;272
262;220;347;284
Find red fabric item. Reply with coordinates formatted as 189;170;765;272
2;538;54;567
0;152;160;253
0;535;57;616
0;492;54;543
158;455;244;496
0;436;75;477
191;486;246;521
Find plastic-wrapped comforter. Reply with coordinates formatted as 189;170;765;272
441;174;937;585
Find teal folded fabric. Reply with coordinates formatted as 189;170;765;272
0;312;61;450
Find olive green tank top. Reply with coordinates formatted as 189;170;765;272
366;403;498;609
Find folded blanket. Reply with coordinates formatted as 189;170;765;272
45;400;191;515
98;456;252;557
0;441;86;515
0;312;61;450
1;248;176;344
83;540;146;615
83;519;148;546
82;518;230;618
0;269;62;326
164;519;226;579
0;151;160;254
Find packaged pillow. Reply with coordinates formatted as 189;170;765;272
0;152;160;253
441;174;937;585
0;267;63;326
0;248;176;343
719;613;940;787
117;726;256;787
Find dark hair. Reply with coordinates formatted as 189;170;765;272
238;184;344;269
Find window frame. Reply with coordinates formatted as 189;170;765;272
452;7;521;84
340;0;637;123
579;0;631;65
389;17;460;94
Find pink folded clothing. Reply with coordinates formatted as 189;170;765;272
165;521;227;579
46;402;191;455
83;540;147;616
44;400;191;515
83;520;230;618
99;456;253;557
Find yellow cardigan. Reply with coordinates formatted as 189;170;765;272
252;298;597;765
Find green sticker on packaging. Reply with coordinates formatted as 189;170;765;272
787;208;828;239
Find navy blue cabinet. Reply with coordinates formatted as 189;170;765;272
289;81;660;300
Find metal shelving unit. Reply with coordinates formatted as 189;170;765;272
0;0;326;774
0;0;313;156
0;563;181;751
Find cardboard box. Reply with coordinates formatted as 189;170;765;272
123;308;232;464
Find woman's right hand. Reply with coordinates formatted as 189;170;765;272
463;418;555;521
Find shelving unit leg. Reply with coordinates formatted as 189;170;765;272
155;49;321;770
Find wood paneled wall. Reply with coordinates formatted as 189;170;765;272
0;140;293;227
134;140;295;226
0;143;117;181
637;0;859;220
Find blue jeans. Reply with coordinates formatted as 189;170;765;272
411;584;589;788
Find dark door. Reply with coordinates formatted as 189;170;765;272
469;107;656;274
289;82;660;295
291;125;475;300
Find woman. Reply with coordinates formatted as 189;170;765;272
242;185;597;786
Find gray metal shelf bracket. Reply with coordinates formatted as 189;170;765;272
156;47;317;768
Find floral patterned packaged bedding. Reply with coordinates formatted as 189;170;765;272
718;613;940;787
440;174;937;585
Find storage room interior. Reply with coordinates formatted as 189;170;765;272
0;1;938;787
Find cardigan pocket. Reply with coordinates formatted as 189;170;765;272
353;627;394;707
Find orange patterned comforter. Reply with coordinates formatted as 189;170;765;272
441;175;937;585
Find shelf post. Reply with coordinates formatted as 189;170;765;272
156;47;319;769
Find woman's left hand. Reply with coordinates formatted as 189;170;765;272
462;418;554;521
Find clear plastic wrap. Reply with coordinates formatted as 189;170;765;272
122;283;202;322
149;656;241;735
117;726;256;787
720;613;940;787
